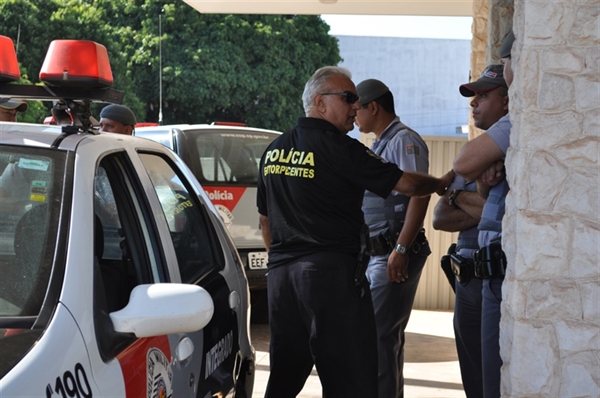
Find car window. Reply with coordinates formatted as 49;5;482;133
192;131;276;185
94;153;166;313
0;147;65;317
138;153;224;283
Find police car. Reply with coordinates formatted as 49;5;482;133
135;124;281;294
0;37;254;397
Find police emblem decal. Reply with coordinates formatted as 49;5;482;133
215;204;234;226
147;347;173;398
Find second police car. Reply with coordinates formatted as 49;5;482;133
0;37;254;397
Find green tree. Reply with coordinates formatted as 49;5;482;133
0;0;340;131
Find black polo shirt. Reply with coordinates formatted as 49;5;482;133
257;117;403;268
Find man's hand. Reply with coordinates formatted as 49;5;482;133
478;160;505;186
388;250;408;282
437;169;455;196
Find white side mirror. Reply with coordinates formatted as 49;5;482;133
110;283;214;338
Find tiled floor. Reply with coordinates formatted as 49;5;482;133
250;309;466;398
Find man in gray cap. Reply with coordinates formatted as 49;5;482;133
355;78;431;398
99;104;137;135
0;99;28;122
453;31;514;398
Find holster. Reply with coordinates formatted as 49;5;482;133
450;252;475;285
369;227;397;256
440;244;456;293
474;237;506;279
354;224;371;290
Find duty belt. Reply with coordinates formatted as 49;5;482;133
474;238;506;279
369;228;426;256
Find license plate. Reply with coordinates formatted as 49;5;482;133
248;251;268;270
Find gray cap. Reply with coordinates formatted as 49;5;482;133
0;98;28;112
459;64;507;97
499;31;515;59
100;104;137;126
356;79;390;106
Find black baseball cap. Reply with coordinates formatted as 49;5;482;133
459;64;507;97
0;98;28;112
356;79;390;106
100;104;137;126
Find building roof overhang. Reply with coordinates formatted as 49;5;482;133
183;0;473;17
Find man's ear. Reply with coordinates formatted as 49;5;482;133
503;95;509;111
315;94;326;112
368;101;379;115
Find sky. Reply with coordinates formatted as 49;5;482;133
320;15;473;40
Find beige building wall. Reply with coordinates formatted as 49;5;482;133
470;0;599;395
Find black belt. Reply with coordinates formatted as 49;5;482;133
369;228;426;256
474;238;506;279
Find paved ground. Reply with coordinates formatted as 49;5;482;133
250;309;466;398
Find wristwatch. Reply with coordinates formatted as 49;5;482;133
448;189;463;208
394;243;409;255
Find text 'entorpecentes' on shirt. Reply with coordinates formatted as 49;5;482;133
257;117;403;269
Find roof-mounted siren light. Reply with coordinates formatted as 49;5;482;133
39;40;113;88
0;36;21;83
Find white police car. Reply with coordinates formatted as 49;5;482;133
134;124;281;293
0;37;254;397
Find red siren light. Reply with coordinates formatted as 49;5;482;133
213;121;247;127
39;40;113;88
0;36;21;82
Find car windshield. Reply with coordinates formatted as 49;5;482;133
191;130;277;185
0;146;65;318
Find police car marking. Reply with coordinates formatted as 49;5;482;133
215;204;234;225
205;331;233;378
147;347;173;398
45;363;92;398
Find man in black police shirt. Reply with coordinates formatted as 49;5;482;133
257;66;453;398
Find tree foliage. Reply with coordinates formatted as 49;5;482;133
0;0;340;130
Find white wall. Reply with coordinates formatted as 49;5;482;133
335;35;472;138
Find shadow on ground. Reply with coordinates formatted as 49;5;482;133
251;325;458;363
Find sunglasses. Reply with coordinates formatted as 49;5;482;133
320;91;360;104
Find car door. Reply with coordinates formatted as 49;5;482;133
93;150;215;398
136;152;240;398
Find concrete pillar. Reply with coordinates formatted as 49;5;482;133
468;0;513;139
503;0;600;396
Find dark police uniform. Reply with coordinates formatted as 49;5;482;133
448;174;483;398
257;116;403;398
476;113;511;398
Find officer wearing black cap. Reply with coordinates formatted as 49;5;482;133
355;78;431;398
0;98;28;122
453;31;514;398
99;104;137;135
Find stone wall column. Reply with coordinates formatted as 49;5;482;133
502;0;600;396
469;0;514;139
468;0;489;139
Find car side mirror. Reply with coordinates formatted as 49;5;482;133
109;283;214;338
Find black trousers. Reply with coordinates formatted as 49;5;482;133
265;252;378;398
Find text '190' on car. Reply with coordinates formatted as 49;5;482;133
0;36;254;398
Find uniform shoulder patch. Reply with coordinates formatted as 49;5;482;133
405;144;420;155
